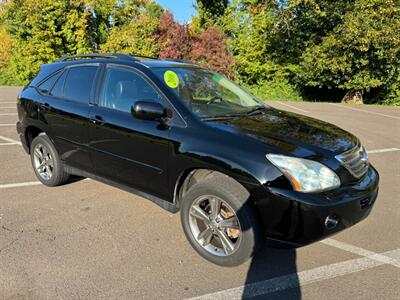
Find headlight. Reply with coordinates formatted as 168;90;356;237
266;154;340;192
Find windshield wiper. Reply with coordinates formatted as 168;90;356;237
245;106;267;116
201;114;244;121
202;107;267;121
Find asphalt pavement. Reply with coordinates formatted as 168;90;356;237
0;87;399;299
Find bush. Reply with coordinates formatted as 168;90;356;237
245;78;302;102
0;67;23;86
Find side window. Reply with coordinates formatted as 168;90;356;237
63;66;98;103
50;71;67;98
99;67;163;113
38;71;61;94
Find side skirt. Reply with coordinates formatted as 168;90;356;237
64;164;179;213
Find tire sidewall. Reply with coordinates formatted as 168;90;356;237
30;134;63;186
180;180;262;267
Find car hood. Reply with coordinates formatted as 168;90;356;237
206;108;358;157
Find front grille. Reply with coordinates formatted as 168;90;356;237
335;146;369;179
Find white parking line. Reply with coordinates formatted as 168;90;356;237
0;113;17;116
368;148;400;154
0;181;41;189
188;248;400;300
0;107;16;109
277;102;309;113
0;178;91;190
331;103;400;120
0;101;16;104
0;143;20;146
0;135;21;145
0;124;15;127
321;238;400;268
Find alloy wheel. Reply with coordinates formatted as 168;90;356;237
188;195;242;256
33;143;54;181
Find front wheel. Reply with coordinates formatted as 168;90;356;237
180;174;263;267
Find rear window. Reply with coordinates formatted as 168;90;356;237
63;66;98;103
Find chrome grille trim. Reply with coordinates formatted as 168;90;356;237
335;145;369;178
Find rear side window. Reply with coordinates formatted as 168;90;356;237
38;71;61;94
50;71;67;98
63;66;98;103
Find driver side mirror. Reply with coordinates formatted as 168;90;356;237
132;101;167;121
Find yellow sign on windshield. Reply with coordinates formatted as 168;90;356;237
164;70;179;88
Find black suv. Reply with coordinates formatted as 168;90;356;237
17;53;379;266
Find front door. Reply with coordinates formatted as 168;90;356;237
88;65;171;198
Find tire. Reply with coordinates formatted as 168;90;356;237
30;133;70;186
180;173;263;267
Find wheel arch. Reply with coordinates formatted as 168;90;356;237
173;168;260;210
25;125;45;153
24;124;54;153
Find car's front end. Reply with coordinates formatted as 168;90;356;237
197;108;379;247
207;112;379;246
256;149;379;246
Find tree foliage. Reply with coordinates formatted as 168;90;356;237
0;26;12;70
220;0;400;104
158;11;192;60
4;0;94;82
100;1;163;56
294;0;400;103
0;0;399;105
191;26;233;77
222;1;280;84
195;0;228;27
0;24;14;85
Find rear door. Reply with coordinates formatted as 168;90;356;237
88;64;172;198
39;63;100;171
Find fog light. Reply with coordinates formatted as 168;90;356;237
325;214;339;230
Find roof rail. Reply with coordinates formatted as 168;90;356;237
165;58;194;64
57;53;138;62
130;54;193;64
130;54;159;60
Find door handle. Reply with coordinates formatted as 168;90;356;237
90;115;105;125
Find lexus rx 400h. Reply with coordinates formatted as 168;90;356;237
16;53;379;266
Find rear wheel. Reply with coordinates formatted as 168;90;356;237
180;174;263;267
30;134;70;186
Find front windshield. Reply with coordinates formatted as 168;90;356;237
152;67;265;118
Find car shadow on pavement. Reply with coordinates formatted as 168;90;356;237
67;175;86;184
242;245;300;299
235;200;301;299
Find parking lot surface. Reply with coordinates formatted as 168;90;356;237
0;87;399;299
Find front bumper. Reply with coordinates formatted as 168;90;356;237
254;165;379;246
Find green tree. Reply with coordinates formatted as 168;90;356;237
222;1;280;84
100;0;163;56
4;0;94;83
297;0;400;103
0;25;15;85
220;0;301;101
195;0;228;27
86;0;116;46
